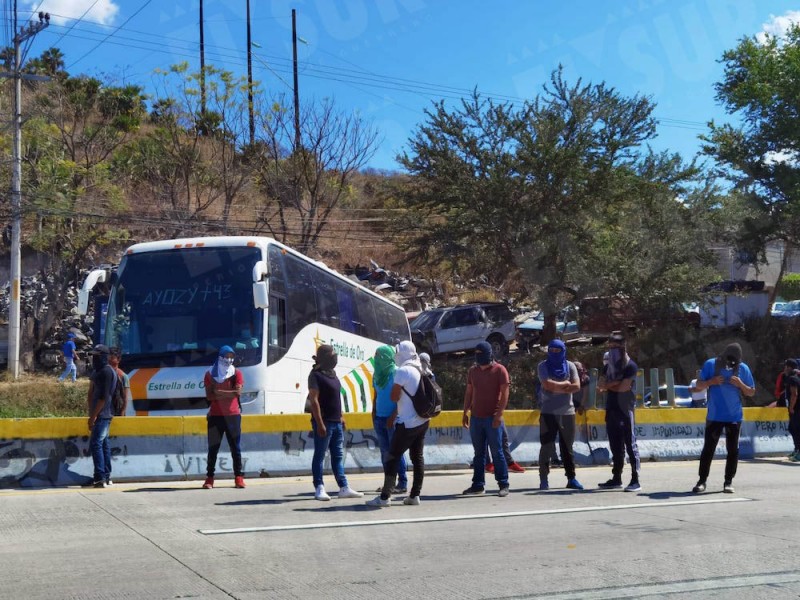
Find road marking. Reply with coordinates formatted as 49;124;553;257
198;496;751;535
520;570;800;599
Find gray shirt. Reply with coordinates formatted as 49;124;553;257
537;360;579;415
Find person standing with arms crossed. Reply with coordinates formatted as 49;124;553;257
462;341;510;497
597;332;642;492
692;343;755;493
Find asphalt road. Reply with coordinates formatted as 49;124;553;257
2;458;799;600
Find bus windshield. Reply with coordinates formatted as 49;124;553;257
105;246;263;368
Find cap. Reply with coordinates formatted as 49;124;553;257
218;345;235;357
89;344;110;355
609;331;626;345
66;332;76;339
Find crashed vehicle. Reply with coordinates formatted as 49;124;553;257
515;306;579;352
409;302;515;358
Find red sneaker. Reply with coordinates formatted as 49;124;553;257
234;476;246;489
485;462;495;473
508;462;526;473
202;477;214;489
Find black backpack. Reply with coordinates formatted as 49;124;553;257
402;365;443;419
111;368;126;416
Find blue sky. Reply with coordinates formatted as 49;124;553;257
11;0;800;171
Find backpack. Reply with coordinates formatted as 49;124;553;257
111;368;126;416
402;365;443;419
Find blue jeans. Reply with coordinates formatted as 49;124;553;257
470;416;509;488
90;417;112;482
311;419;348;489
58;358;77;382
373;416;408;488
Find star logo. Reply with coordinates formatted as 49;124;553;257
313;328;326;351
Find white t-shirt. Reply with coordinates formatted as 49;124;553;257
392;364;428;429
690;379;707;402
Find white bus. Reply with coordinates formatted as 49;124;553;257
78;236;411;415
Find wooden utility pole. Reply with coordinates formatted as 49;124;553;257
292;8;300;151
246;0;254;145
199;0;206;116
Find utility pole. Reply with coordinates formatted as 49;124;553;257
1;8;50;378
246;0;254;145
199;0;206;116
292;8;300;151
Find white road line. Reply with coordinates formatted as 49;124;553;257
524;571;800;599
198;497;751;535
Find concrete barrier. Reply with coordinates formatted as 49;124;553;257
0;408;793;488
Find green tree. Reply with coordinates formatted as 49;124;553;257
703;24;800;301
397;69;718;341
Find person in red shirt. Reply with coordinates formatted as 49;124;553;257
202;345;245;489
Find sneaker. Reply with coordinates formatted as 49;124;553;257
498;486;510;497
485;462;495;474
202;477;214;489
508;461;526;473
314;485;331;501
393;486;408;494
624;480;642;492
462;485;485;495
566;478;584;490
692;481;706;493
105;479;114;487
539;477;549;490
338;486;364;499
598;478;623;489
403;495;421;505
234;476;246;489
723;481;735;494
365;495;391;507
93;480;106;488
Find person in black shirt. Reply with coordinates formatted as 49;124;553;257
86;344;118;488
307;344;363;501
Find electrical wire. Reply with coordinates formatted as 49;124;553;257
47;0;101;50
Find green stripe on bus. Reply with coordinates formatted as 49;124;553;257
340;388;350;413
352;370;367;412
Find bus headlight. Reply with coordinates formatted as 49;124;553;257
239;391;259;406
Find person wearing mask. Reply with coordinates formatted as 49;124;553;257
203;346;246;489
86;345;118;488
308;344;363;501
366;340;430;507
691;343;755;493
537;339;583;491
371;345;408;494
461;341;511;497
596;332;642;492
58;332;79;382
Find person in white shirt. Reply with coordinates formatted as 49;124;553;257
366;340;430;507
689;370;707;408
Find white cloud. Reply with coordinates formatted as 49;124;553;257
23;0;119;27
756;10;800;44
763;149;799;167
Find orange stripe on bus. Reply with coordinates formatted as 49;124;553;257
129;368;160;401
344;377;358;412
359;364;374;404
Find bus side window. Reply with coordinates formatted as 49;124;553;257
354;288;380;340
283;254;317;341
268;294;288;364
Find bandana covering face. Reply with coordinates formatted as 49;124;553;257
545;339;568;379
606;346;630;381
395;340;420;367
210;345;236;384
373;345;396;389
722;343;742;370
313;344;338;375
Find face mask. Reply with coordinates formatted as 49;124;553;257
726;356;738;369
222;357;234;368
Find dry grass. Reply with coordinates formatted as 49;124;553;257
0;373;89;418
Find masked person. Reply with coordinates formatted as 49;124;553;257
537;339;583;491
203;346;246;489
371;345;408;494
86;345;118;488
597;332;642;492
308;344;363;501
691;343;755;494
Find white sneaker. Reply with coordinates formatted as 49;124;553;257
403;495;420;505
338;486;363;499
365;495;391;507
314;485;330;501
105;479;114;487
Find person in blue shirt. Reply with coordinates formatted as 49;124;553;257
371;345;408;493
57;332;79;382
692;343;756;494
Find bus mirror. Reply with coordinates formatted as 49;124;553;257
253;281;269;309
77;268;108;315
253;260;268;283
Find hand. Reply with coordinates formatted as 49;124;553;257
729;376;743;389
576;406;585;416
462;413;469;428
87;417;95;431
316;422;327;437
387;414;396;429
710;375;725;386
492;415;502;429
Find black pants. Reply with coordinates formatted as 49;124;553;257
606;409;640;481
789;410;800;450
206;414;243;477
539;413;577;479
698;420;740;483
381;421;429;499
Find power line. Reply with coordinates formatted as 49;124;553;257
66;0;153;69
47;0;101;50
